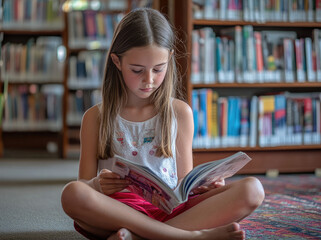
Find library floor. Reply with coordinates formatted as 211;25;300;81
0;155;86;240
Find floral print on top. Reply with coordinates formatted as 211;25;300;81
98;104;178;189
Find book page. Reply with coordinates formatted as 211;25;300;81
178;152;251;200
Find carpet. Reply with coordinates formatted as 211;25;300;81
237;174;321;240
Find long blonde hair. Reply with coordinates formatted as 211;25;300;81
99;8;181;159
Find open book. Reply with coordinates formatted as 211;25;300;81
111;151;251;214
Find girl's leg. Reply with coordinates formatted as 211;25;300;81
61;181;245;240
165;177;265;230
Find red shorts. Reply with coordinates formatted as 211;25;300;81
74;192;199;240
109;192;198;222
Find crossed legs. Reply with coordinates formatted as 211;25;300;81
61;177;264;240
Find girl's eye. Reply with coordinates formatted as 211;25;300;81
153;68;164;73
132;69;143;74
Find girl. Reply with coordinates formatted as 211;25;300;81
61;8;265;240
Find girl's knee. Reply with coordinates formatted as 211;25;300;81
239;177;265;209
61;181;90;217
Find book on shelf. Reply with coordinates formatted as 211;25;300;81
110;151;252;214
317;0;321;22
249;95;258;147
313;29;321;82
294;38;306;83
304;37;314;82
283;38;296;83
220;25;243;83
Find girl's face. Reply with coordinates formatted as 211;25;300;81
111;44;170;101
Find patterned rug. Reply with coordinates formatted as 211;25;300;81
234;174;321;240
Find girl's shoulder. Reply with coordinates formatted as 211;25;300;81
172;98;193;119
81;104;101;125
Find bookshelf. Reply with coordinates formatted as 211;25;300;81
172;0;321;173
0;0;161;158
0;0;66;157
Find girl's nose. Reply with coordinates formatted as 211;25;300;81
144;70;154;83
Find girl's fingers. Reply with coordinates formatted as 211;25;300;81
99;169;121;179
192;186;209;194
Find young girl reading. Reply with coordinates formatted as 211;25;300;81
61;8;265;240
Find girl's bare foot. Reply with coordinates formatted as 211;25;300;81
197;223;245;240
107;228;139;240
108;223;244;240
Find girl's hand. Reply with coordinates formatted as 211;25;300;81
98;169;131;195
191;179;225;195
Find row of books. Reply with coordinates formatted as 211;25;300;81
68;10;123;49
1;37;65;83
67;89;101;126
193;0;321;22
192;89;321;148
3;84;63;131
191;27;321;84
1;0;64;30
68;51;106;89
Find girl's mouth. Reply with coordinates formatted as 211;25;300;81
140;88;153;92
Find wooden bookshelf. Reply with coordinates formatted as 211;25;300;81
172;0;321;173
0;0;66;157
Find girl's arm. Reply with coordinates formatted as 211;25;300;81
78;105;100;183
173;99;194;182
78;105;130;194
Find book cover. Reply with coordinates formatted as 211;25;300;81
191;30;201;83
254;31;264;83
305;37;316;82
303;97;313;144
259;95;275;147
199;88;209;147
317;0;321;22
210;91;220;146
274;94;287;146
220;26;243;82
283;38;295;83
192;90;200;148
313;29;321;82
240;97;249;147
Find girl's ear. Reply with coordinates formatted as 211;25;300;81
110;53;121;71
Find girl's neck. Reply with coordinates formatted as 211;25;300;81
120;101;157;122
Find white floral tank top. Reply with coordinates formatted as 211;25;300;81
98;107;178;189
